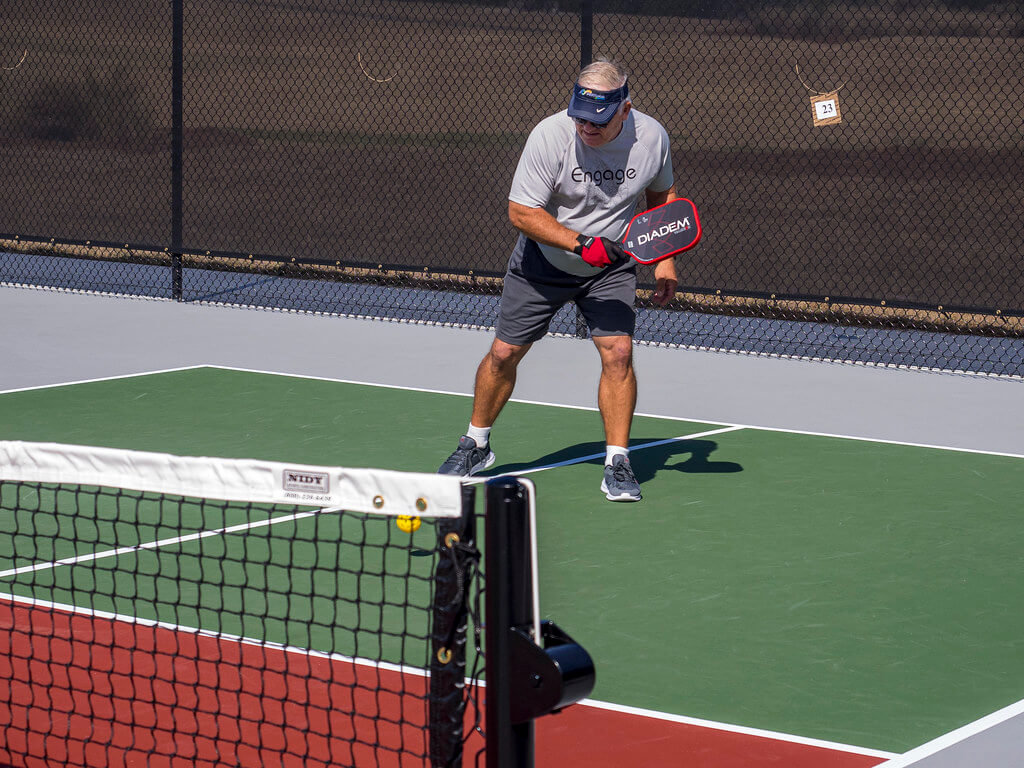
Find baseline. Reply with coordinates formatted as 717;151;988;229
874;698;1024;768
194;366;1024;461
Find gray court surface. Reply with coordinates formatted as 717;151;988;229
4;251;1024;376
1;283;1020;457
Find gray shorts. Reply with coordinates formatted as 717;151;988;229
496;236;637;345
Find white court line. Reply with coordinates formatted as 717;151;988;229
872;697;1024;767
0;589;429;680
0;364;209;396
203;365;1024;460
576;697;898;760
0;588;896;759
0;504;337;580
2;363;1021;460
664;419;1024;461
0;363;475;402
460;425;747;482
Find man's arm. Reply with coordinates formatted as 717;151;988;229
507;201;579;252
509;184;680;247
646;185;680;307
508;201;626;268
645;185;678;210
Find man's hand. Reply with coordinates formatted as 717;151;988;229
574;234;627;268
652;258;678;306
645;185;683;304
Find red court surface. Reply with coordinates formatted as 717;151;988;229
1;596;888;768
0;598;432;768
537;704;887;768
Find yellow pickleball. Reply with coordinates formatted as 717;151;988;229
396;515;421;533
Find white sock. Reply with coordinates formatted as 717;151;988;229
605;445;629;466
466;424;491;448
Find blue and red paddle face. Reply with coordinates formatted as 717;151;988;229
622;198;702;265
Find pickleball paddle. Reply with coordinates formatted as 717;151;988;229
622;198;702;264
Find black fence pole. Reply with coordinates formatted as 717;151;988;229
485;477;535;768
574;0;594;338
171;0;184;300
580;0;593;68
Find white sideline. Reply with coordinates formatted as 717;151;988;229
872;698;1024;768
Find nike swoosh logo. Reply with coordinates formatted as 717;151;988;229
595;107;606;113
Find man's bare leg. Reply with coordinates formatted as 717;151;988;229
470;338;532;428
593;334;636;449
438;338;530;475
593;334;641;501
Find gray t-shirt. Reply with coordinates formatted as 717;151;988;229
508;109;674;277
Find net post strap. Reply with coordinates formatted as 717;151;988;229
429;483;479;767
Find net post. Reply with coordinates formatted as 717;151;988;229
484;476;535;768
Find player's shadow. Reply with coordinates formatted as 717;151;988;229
487;438;742;482
631;439;743;482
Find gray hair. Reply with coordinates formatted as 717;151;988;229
578;58;629;91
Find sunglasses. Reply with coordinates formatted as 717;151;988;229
572;116;615;129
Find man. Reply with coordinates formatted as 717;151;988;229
438;58;679;501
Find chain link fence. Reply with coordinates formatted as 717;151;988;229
1;1;1022;375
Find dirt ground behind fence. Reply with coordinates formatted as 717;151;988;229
1;1;1021;313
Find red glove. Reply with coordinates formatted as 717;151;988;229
573;234;627;268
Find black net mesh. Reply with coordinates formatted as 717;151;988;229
1;0;1022;375
0;475;478;767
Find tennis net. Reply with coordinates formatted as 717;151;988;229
0;440;487;767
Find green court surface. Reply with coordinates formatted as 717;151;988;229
1;366;1022;755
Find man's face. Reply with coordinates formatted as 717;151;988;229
574;101;631;148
